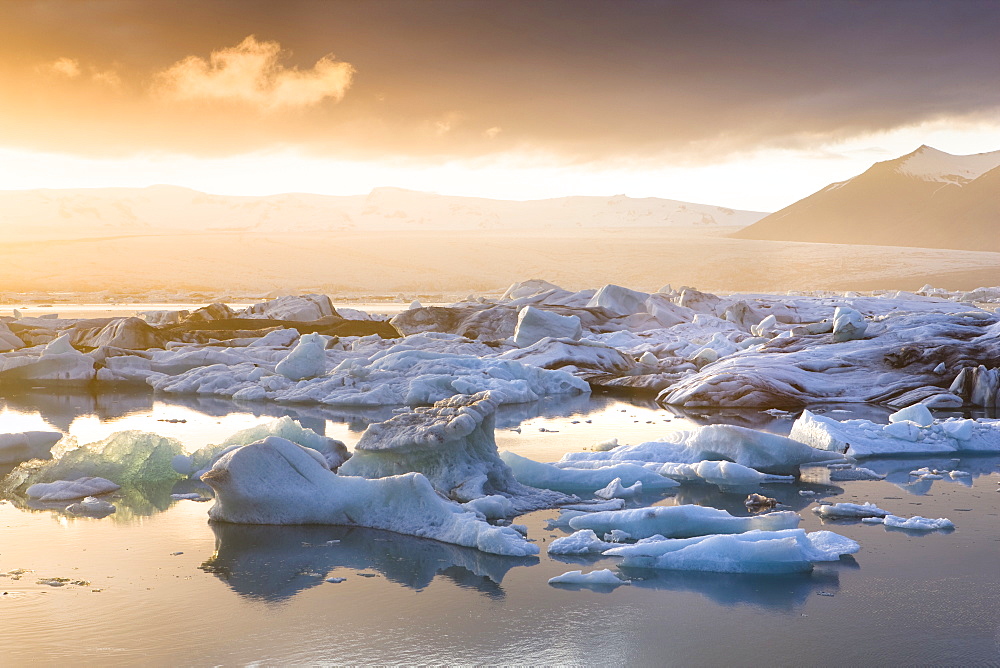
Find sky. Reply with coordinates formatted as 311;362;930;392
2;0;1000;211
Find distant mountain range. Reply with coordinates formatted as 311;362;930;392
734;145;1000;251
0;185;767;241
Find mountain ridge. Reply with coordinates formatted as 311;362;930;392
733;145;1000;251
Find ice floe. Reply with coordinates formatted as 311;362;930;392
558;424;844;474
500;451;679;494
201;436;539;556
789;410;1000;457
606;529;859;574
567;504;800;539
548;568;629;586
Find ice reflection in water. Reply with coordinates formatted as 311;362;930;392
201;522;538;602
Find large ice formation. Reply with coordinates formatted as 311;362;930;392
557;424;843;474
200;436;539;556
340;392;569;511
499;451;679;494
789;410;1000;457
567;504;800;539
606;529;859;574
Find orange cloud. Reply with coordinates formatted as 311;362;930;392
48;57;80;77
152;35;354;111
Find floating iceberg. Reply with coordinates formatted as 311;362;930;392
789;410;1000;458
65;495;117;517
872;514;955;531
813;502;889;519
340;392;568;512
152;346;589;407
201;436;539;557
174;416;350;478
274;332;329;380
567;504;800;539
513;306;582;347
606;529;859;574
547;529;616;555
558;424;843;474
25;476;121;502
594;478;642;499
0;431;62;465
548;568;629;586
500;451;679;494
657;460;794;487
659;311;1000;407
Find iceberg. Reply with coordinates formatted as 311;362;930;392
789;410;1000;457
65;495;117;517
606;529;859;574
201;436;539;557
586;284;650;316
813;502;889;519
174;416;350;478
567;504;800;539
512;306;582;347
25;476;121;502
0;431;63;465
659;311;1000;407
340;392;569;511
274;332;328;380
152;346;589;407
875;514;955;531
593;478;642;499
657;460;794;487
547;529;616;555
558;424;844;474
832;306;867;342
548;568;629;586
500;451;679;494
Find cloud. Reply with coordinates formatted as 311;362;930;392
152;35;354;111
484;126;501;139
48;57;80;77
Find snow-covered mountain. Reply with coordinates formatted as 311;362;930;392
734;145;1000;251
0;185;767;241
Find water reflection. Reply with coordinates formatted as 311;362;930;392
0;388;156;431
862;455;1000;490
200;522;538;603
669;481;841;515
621;564;849;611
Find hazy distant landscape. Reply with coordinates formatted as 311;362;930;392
3;144;999;296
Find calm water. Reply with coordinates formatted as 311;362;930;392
1;390;998;665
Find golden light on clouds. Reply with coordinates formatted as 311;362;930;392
48;56;80;77
0;2;998;207
152;36;354;111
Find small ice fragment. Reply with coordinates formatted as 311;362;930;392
813;502;889;519
594;477;642;500
604;529;632;543
882;515;954;530
548;569;629;586
325;577;346;583
889;404;934;427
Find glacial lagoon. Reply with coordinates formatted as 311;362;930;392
1;390;998;665
2;286;1000;666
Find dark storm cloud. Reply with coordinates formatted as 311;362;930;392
1;0;999;161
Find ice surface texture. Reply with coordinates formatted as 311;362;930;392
606;529;859;574
340;392;569;512
201;436;539;557
567;504;800;539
